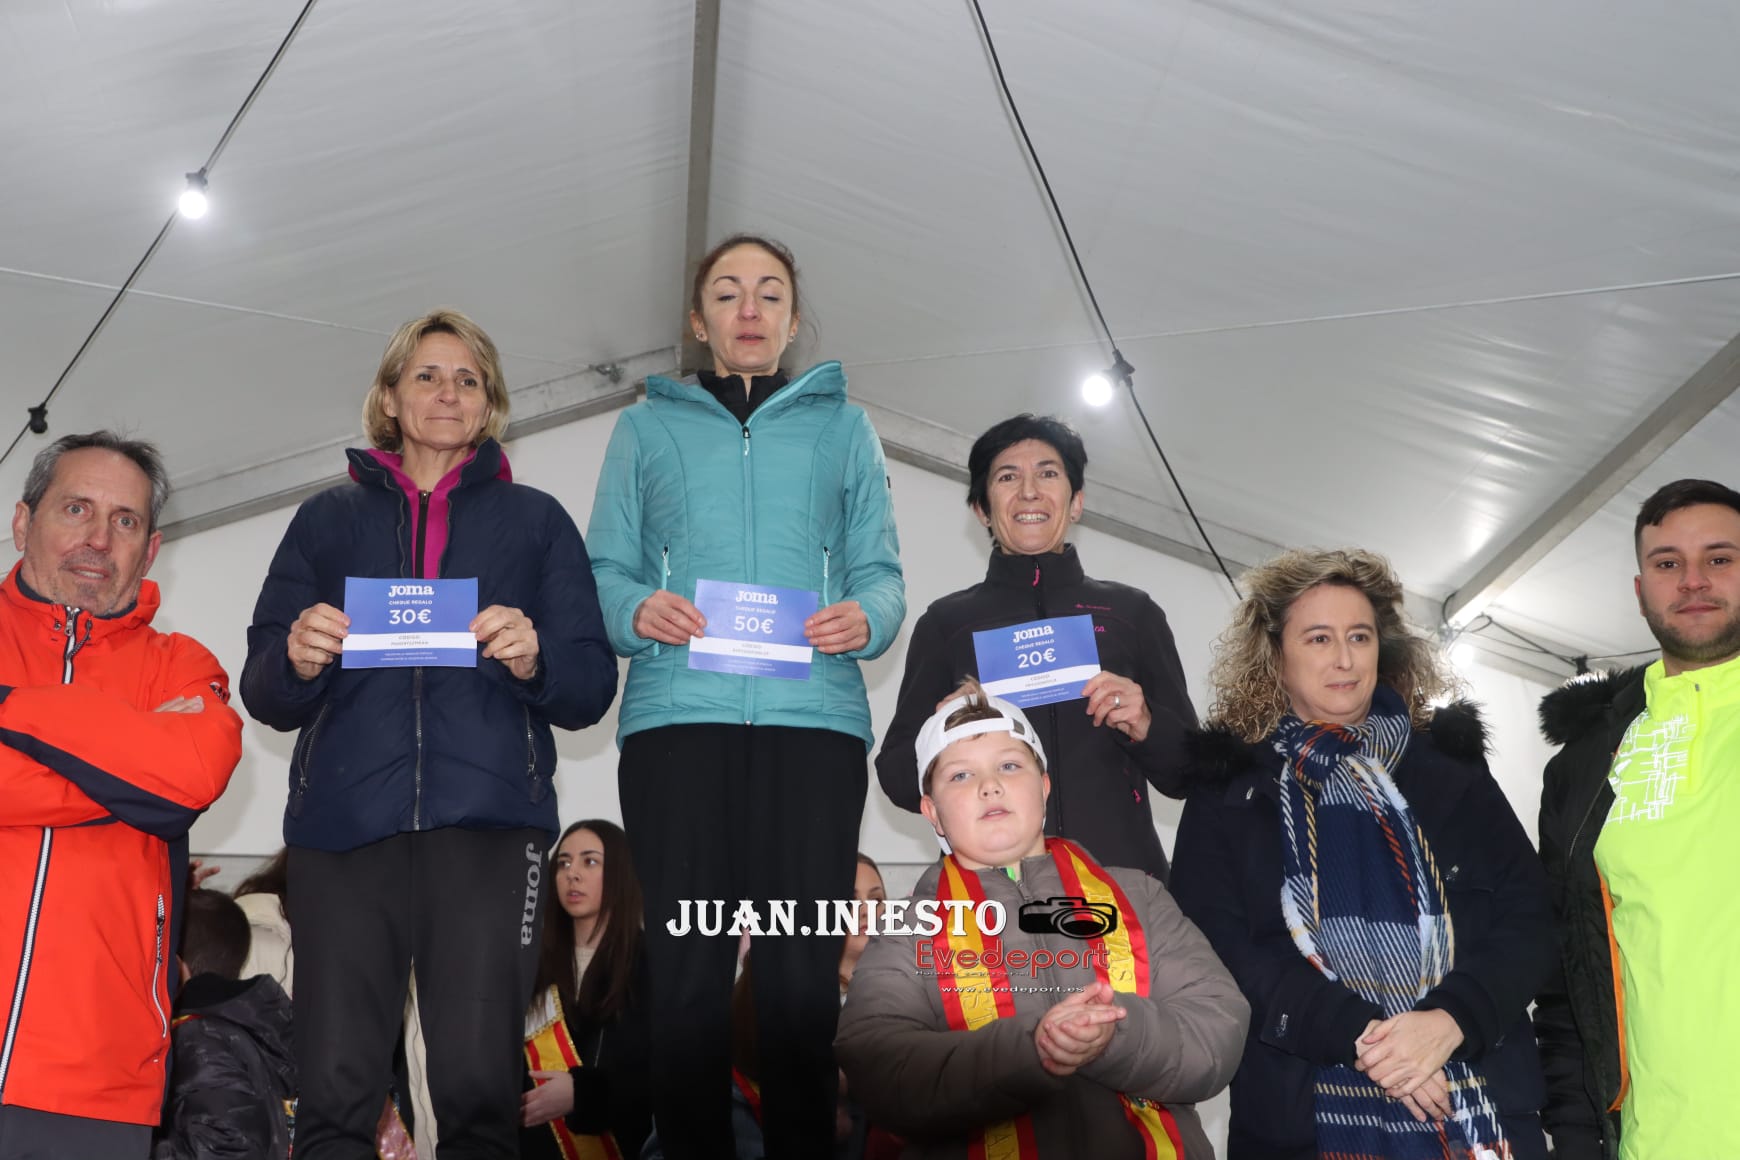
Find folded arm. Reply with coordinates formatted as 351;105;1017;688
0;639;242;839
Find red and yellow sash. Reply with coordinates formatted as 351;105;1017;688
524;986;622;1160
732;1068;763;1124
931;838;1184;1160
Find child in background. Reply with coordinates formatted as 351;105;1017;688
835;683;1249;1159
152;889;295;1160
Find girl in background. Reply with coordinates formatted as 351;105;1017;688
522;819;652;1160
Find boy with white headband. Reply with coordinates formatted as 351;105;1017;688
837;681;1247;1158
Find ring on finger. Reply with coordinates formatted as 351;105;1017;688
1113;694;1122;709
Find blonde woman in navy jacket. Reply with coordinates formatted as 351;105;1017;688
587;235;904;1160
243;309;616;1159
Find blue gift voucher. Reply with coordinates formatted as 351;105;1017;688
342;577;479;669
688;579;820;681
971;614;1102;708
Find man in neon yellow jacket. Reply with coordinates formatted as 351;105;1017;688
1536;477;1740;1160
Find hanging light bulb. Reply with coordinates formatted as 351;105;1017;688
178;170;209;220
1082;351;1135;407
1450;638;1477;672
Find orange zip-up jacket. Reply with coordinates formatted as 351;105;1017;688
0;566;243;1125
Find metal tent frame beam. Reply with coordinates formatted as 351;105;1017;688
676;0;721;373
1445;328;1740;627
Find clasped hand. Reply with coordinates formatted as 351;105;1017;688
1033;980;1125;1076
1354;1010;1463;1122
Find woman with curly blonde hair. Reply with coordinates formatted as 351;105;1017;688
1207;548;1452;742
1169;547;1553;1160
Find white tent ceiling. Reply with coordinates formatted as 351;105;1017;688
4;0;1738;680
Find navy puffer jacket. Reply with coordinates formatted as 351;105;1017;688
242;440;617;852
1169;703;1553;1160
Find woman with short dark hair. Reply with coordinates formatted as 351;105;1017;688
877;413;1194;880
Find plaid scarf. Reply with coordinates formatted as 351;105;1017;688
1273;685;1510;1160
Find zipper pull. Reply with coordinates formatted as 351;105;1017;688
1032;563;1041;588
742;426;751;457
655;546;673;657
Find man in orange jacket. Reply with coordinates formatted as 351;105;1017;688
0;432;243;1160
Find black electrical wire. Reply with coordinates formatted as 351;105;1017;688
1436;582;1664;676
1439;593;1565;655
0;0;321;472
200;0;321;178
1437;595;1657;676
1480;619;1581;667
965;0;1242;599
1582;648;1658;663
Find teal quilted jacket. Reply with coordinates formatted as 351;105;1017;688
586;362;905;747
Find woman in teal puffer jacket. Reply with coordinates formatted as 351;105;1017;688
586;234;905;1160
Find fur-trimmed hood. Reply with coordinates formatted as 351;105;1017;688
1184;700;1489;786
1537;664;1649;747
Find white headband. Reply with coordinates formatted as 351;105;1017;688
915;691;1048;853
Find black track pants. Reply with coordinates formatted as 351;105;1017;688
620;724;867;1160
287;827;545;1160
0;1105;149;1160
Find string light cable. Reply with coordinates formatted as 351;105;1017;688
0;0;322;471
964;0;1241;599
1437;593;1656;676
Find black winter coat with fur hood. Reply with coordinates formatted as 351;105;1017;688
1533;666;1647;1160
1169;702;1554;1160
